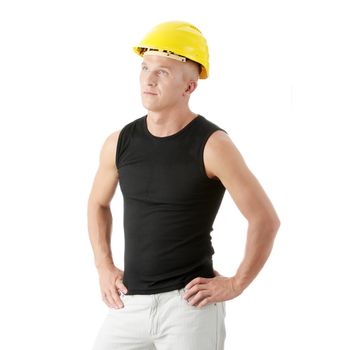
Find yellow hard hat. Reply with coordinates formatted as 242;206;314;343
133;21;210;79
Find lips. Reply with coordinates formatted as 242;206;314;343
143;91;157;95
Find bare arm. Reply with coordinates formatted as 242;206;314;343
208;131;280;292
87;130;128;308
183;130;280;307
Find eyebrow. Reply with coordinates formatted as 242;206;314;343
141;63;172;70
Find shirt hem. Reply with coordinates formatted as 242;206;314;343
125;283;187;295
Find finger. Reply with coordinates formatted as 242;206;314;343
115;279;128;294
102;292;115;309
104;289;121;309
110;288;124;308
106;291;118;308
196;297;211;308
185;277;207;291
183;283;205;300
188;290;211;307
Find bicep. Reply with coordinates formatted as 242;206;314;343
88;131;120;207
204;131;278;224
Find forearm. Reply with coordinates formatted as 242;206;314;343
231;220;279;292
87;201;115;269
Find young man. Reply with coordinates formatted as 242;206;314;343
88;21;280;350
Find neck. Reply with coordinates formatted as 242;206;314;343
146;108;198;138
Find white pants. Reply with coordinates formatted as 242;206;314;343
92;287;226;350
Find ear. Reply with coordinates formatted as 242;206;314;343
183;81;197;96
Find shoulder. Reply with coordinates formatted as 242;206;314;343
206;129;231;147
205;129;237;159
203;129;247;179
99;130;121;171
99;116;143;169
101;130;121;154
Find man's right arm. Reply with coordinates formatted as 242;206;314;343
87;130;128;309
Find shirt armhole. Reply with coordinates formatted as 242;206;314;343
199;128;228;180
115;126;126;170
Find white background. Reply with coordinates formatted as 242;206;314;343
1;0;349;349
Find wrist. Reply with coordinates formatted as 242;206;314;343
229;276;246;296
95;258;115;271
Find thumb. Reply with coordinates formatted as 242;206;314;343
115;278;128;294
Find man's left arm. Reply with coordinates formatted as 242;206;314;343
183;130;281;307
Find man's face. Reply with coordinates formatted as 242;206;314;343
139;54;191;112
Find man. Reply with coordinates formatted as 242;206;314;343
88;21;280;350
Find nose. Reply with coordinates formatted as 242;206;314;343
144;71;158;87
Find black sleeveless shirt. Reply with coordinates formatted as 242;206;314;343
116;114;227;294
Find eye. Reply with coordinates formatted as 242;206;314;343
158;70;168;76
141;65;148;71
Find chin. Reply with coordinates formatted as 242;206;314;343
141;101;161;112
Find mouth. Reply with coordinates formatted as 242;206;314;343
143;91;158;96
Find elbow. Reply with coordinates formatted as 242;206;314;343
249;215;281;238
260;219;280;243
268;213;281;239
87;197;99;212
87;197;110;214
270;217;280;238
265;212;280;234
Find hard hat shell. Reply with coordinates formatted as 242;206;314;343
133;21;209;79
